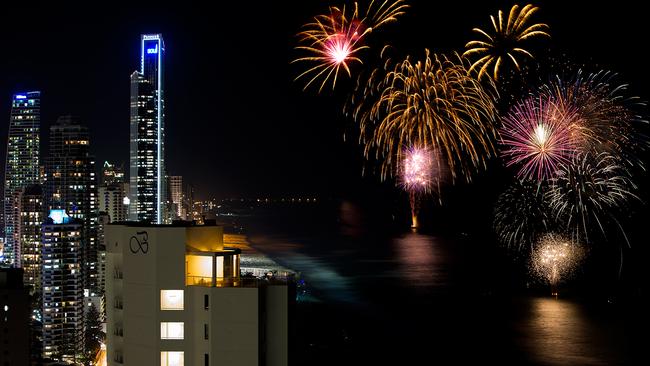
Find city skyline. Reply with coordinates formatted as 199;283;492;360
0;1;648;365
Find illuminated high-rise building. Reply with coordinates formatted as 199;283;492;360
41;210;84;362
45;116;99;296
130;34;166;224
99;161;129;223
168;175;183;219
3;92;40;266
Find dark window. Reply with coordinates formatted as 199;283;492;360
204;294;209;310
204;353;209;366
204;324;209;340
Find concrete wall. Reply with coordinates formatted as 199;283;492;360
211;287;260;366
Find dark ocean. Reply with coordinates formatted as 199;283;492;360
235;199;647;365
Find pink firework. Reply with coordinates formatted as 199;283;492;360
323;29;358;66
500;96;578;180
400;147;436;193
399;146;442;228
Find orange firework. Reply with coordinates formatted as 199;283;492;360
463;4;550;81
293;0;408;92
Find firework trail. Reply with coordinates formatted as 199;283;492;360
464;4;550;81
293;0;408;92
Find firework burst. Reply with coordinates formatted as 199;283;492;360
531;233;584;295
464;4;550;81
399;146;443;228
500;95;579;180
547;152;638;243
400;147;436;192
493;179;551;250
293;0;408;92
540;71;648;170
352;50;499;182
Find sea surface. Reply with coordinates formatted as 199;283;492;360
235;200;646;365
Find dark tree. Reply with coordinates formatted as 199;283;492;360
83;303;104;364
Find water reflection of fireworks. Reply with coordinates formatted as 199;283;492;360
531;233;584;296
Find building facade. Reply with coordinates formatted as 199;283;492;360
45;115;99;297
41;210;84;362
99;182;129;223
130;34;166;224
3;91;41;266
19;184;44;292
106;224;290;366
168;175;183;220
102;161;126;186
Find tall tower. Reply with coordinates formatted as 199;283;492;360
45;115;99;296
3;91;40;267
130;34;166;224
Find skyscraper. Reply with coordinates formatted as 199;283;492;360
41;210;84;362
130;34;166;224
18;184;44;291
169;175;183;219
45;115;99;296
3;92;41;266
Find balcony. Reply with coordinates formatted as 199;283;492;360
186;276;243;287
185;248;241;287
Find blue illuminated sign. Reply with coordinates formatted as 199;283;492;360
15;95;26;99
147;44;158;54
49;209;70;224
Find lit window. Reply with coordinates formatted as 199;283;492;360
161;351;184;366
160;322;184;340
160;290;184;310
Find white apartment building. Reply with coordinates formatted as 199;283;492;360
106;223;290;366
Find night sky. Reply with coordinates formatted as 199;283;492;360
0;0;648;200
